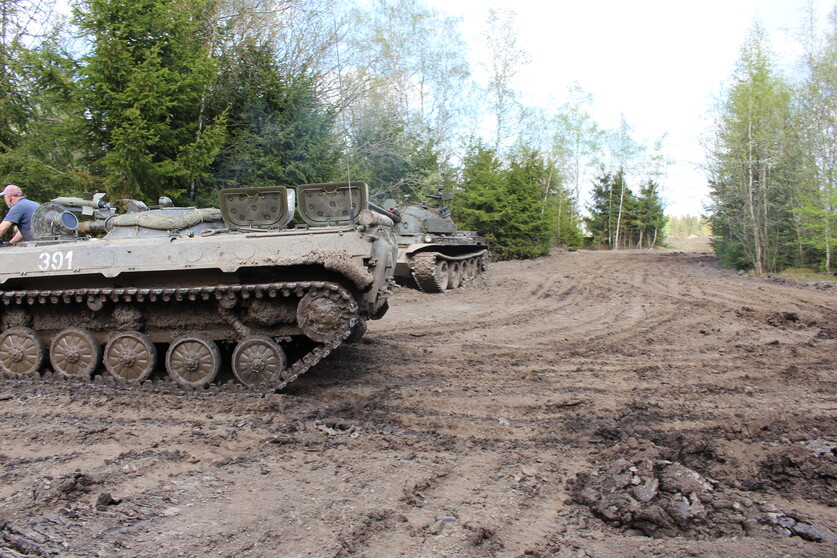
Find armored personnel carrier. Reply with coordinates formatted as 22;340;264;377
371;190;488;293
0;182;396;391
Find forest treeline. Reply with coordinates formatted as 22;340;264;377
1;1;833;269
706;15;837;274
667;215;712;238
0;0;669;259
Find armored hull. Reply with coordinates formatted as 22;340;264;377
0;183;395;391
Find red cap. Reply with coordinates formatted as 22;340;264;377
2;185;22;198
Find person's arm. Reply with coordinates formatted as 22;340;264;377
0;219;13;239
1;204;22;243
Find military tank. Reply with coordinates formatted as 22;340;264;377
370;189;488;292
0;182;396;392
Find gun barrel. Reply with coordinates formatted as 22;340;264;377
368;202;401;223
76;219;110;235
357;208;394;228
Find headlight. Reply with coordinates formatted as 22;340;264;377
424;235;433;243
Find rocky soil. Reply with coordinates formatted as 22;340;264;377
0;249;835;557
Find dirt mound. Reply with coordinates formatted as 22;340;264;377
571;456;836;542
758;443;837;505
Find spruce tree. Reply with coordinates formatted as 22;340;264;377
75;0;227;202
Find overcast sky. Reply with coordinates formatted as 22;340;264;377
426;0;834;216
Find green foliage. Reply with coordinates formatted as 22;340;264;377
711;237;752;270
15;44;85;171
667;215;712;237
338;0;471;204
586;170;667;249
204;41;340;205
0;45;28;152
75;0;226;202
453;145;563;260
794;193;837;269
533;148;583;250
636;180;667;247
795;6;837;272
342;87;441;203
0;12;95;198
587;170;622;247
451;145;504;242
0;151;85;201
503;149;557;257
710;204;758;270
547;194;584;250
0;0;33;152
706;24;809;274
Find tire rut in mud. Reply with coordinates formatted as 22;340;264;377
1;250;835;557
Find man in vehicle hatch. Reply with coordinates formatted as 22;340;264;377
0;184;40;245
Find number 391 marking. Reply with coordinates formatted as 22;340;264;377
38;251;74;271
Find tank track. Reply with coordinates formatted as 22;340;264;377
411;251;487;293
0;281;358;395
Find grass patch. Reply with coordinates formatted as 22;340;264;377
778;268;837;282
664;236;714;253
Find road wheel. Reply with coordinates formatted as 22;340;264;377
297;291;357;343
447;261;462;289
104;331;157;382
434;259;450;292
165;334;220;388
0;327;45;377
50;328;101;379
460;258;475;284
232;335;286;387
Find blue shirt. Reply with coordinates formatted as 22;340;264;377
4;198;39;241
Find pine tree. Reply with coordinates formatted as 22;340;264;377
587;169;630;248
75;0;227;202
707;25;797;273
796;6;837;272
454;144;554;260
636;180;666;248
206;40;339;203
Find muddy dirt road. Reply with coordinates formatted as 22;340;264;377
0;250;835;557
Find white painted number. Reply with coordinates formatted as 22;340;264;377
38;251;73;271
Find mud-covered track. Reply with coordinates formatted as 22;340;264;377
0;281;360;392
410;251;487;292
